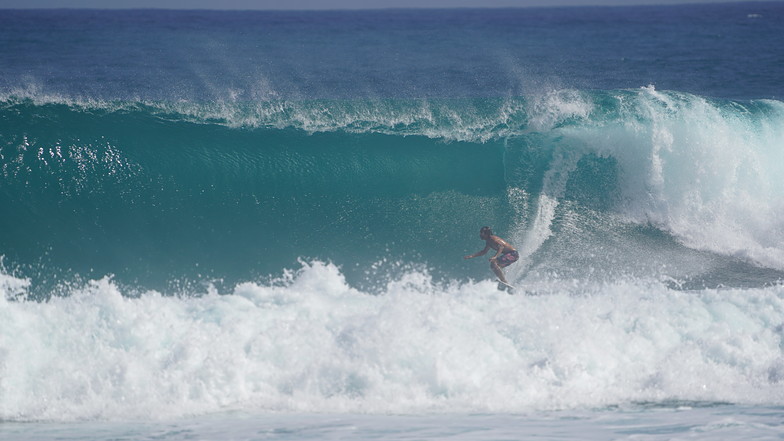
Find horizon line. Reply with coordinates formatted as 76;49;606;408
1;0;781;12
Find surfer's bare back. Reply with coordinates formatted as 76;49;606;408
464;226;519;285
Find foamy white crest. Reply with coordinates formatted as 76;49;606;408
571;87;784;270
2;262;784;422
0;267;30;300
527;89;593;132
0;82;138;113
0;84;531;143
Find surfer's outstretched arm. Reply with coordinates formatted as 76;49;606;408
464;245;490;259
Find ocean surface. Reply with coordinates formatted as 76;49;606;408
1;3;784;440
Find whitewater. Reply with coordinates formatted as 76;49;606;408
4;262;784;419
2;3;784;440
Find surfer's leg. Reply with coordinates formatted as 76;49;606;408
493;251;518;285
490;260;507;284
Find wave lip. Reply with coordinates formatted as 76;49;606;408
0;85;598;142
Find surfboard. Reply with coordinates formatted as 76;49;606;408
496;278;516;294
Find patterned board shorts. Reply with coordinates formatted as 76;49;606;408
496;250;519;268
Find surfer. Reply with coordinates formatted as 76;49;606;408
464;226;519;289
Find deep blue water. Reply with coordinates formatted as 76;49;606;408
1;2;784;429
2;4;783;101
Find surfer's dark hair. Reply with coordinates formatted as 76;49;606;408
480;226;492;236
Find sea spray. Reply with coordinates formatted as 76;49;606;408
558;87;784;270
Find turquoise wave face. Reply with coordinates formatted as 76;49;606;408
0;99;511;289
2;88;784;292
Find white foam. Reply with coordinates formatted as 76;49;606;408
511;147;583;274
2;262;784;421
527;88;593;132
560;87;784;270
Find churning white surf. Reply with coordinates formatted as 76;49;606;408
591;87;784;271
511;86;784;272
2;261;783;422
